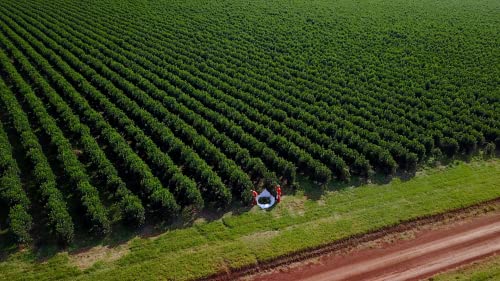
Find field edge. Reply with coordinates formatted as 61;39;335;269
199;196;500;281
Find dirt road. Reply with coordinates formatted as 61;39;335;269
248;212;500;281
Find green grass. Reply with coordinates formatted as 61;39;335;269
0;159;499;280
431;255;500;281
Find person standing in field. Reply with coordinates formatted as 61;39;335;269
251;190;258;205
276;185;282;203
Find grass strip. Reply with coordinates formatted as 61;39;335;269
0;159;499;281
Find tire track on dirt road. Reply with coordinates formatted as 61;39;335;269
245;208;500;281
297;219;500;281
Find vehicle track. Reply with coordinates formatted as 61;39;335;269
200;198;500;281
250;210;500;281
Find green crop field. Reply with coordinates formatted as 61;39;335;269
0;0;498;252
0;159;499;281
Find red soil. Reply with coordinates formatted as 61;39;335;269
249;213;500;281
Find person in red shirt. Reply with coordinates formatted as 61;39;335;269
251;190;258;205
276;185;282;203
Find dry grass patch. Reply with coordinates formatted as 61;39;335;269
68;244;129;270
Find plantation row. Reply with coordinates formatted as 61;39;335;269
0;0;498;243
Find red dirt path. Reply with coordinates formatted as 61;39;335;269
248;213;500;281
